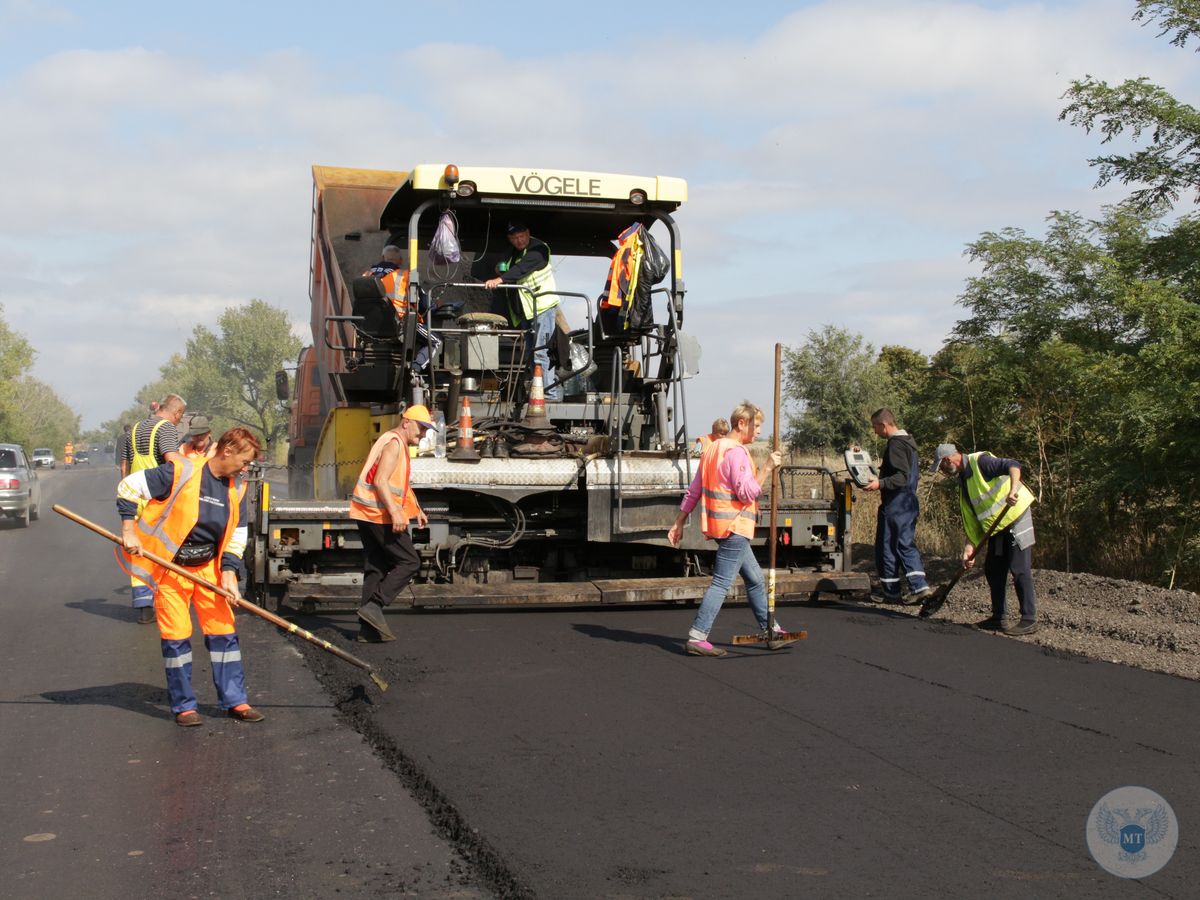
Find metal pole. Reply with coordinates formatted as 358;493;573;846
769;342;781;632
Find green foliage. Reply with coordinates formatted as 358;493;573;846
928;204;1200;582
0;307;80;450
175;300;301;450
9;378;80;452
1061;3;1200;207
782;326;889;451
0;306;36;439
876;345;930;433
1132;1;1200;48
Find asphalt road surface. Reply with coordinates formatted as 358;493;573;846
0;467;484;899
3;467;1197;898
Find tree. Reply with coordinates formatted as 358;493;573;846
944;203;1200;581
180;300;301;450
0;306;35;439
1061;2;1200;208
782;326;888;451
876;345;930;428
10;378;80;452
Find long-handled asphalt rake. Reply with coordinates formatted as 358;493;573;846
732;343;807;648
55;504;388;691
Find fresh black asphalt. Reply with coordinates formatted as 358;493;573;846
3;466;1196;898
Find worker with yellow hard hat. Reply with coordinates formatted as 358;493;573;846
348;404;435;642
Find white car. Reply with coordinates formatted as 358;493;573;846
0;444;41;527
31;448;55;469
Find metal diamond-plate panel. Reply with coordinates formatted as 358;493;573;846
409;458;582;489
584;457;693;490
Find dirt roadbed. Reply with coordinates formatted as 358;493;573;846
859;554;1200;681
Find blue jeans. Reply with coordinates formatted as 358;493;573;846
529;305;562;401
688;533;770;640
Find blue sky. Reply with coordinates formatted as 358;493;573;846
1;0;1195;433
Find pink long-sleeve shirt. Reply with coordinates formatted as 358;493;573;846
680;443;761;514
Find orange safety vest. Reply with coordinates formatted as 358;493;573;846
122;458;244;594
180;441;215;461
699;438;758;540
379;268;411;318
601;223;643;311
348;430;422;524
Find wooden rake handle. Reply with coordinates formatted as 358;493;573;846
53;504;388;691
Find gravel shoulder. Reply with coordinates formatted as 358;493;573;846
851;543;1200;681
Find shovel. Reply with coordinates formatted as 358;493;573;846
917;512;1007;619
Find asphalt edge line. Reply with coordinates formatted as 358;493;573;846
293;626;537;900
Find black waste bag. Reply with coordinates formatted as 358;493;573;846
625;227;669;331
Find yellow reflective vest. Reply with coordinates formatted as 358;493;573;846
959;451;1035;545
505;242;559;324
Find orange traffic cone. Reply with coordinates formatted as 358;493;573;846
522;364;550;428
449;395;481;463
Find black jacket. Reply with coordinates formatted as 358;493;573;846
879;431;919;501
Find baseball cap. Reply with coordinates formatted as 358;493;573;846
930;442;958;473
187;415;212;437
506;220;529;235
402;404;436;429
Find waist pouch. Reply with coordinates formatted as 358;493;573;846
174;542;217;567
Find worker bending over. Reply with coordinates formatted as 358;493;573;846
927;443;1038;634
117;427;265;727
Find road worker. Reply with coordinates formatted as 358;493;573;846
484;221;563;401
348;405;434;642
179;415;216;460
859;408;931;604
363;244;410;320
363;243;439;369
123;395;186;623
925;443;1038;634
694;418;730;457
667;400;799;656
117;427;265;727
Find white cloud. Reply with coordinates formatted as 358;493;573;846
2;1;1198;430
0;0;75;28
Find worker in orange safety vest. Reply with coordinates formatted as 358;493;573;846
694;417;731;457
667;400;798;657
179;415;216;461
348;404;435;642
117;427;265;727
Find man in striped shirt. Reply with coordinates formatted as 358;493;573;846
121;395;186;477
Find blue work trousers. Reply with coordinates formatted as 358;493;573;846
526;305;562;401
688;533;771;640
984;529;1036;621
876;497;929;598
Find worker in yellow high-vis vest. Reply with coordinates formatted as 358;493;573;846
930;443;1038;635
484;221;562;401
122;395;186;623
